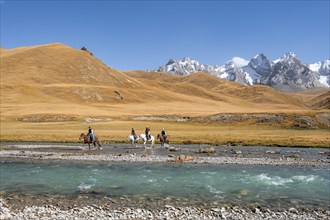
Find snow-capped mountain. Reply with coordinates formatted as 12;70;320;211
308;60;330;87
214;57;253;85
247;53;273;76
156;54;330;91
158;57;218;76
265;52;324;91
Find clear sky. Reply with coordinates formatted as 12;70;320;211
1;0;329;70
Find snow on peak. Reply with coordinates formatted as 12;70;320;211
309;59;330;75
166;58;176;65
253;53;266;60
273;52;297;64
250;53;269;65
284;52;297;58
281;52;297;60
319;76;329;87
182;57;192;62
231;57;249;68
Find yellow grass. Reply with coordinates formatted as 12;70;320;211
1;120;329;148
1;43;329;148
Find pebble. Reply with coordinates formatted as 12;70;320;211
2;205;317;220
288;207;299;214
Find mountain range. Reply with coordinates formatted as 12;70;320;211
156;53;330;92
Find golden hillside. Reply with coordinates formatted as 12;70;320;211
307;91;330;109
124;70;309;112
1;43;143;101
0;43;313;122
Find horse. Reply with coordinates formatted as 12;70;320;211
79;133;102;150
157;134;169;147
139;134;155;148
127;134;140;148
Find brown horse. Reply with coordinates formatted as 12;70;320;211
79;133;102;150
157;134;169;147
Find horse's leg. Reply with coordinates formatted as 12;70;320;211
97;140;102;149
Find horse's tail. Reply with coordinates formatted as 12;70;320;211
79;133;85;140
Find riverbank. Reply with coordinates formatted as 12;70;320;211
0;145;330;166
1;197;329;220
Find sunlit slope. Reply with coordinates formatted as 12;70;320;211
124;70;309;112
308;91;330;109
0;43;312;122
0;43;143;103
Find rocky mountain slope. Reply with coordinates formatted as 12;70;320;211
156;53;329;92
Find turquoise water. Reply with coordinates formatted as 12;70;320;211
1;160;329;209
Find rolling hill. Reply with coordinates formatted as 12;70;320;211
0;43;322;122
307;91;330;109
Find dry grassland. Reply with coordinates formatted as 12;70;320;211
1;119;329;148
1;43;329;147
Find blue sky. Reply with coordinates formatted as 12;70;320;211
1;0;329;70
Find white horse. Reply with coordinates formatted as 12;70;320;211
139;134;155;148
127;134;140;148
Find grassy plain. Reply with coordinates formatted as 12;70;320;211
1;119;329;147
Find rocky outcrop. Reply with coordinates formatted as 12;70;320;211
80;46;93;56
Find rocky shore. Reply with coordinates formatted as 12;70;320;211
1;198;329;220
0;148;329;167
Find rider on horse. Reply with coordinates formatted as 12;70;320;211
145;126;151;141
161;128;167;141
87;127;94;142
131;128;138;140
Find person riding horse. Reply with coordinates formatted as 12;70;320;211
87;127;94;142
131;128;138;141
161;128;167;142
145;126;151;141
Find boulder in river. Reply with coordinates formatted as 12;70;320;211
198;148;216;154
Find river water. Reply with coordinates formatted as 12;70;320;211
1;159;329;210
